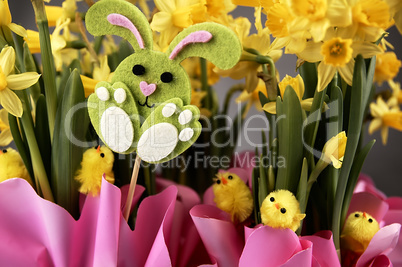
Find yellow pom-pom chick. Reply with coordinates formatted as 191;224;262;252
260;190;306;232
74;145;115;196
0;148;33;186
341;211;380;252
213;171;254;224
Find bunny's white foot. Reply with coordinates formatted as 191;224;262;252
136;98;201;163
88;81;140;153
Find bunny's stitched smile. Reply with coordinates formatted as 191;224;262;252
138;96;155;108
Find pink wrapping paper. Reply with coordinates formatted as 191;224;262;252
0;177;203;267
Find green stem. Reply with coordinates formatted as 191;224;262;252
222;84;244;115
307;159;328;196
16;90;54;202
31;0;57;141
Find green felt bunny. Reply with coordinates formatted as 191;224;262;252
85;0;241;163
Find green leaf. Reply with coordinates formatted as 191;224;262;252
297;158;308;214
252;158;261;224
324;83;343;227
275;87;303;194
23;43;41;103
51;69;90;218
303;87;327;170
332;55;365;249
296;158;308;235
341;140;376;226
8;114;34;182
299;62;317;99
258;155;268;208
34;95;51;180
36;19;58;141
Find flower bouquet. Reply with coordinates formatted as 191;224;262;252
1;0;402;266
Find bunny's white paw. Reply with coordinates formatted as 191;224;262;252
136;99;201;163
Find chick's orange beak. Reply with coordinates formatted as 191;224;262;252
222;178;227;185
275;203;280;209
363;212;367;218
96;145;101;153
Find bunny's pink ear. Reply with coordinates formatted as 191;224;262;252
107;13;145;49
166;22;241;70
169;31;213;60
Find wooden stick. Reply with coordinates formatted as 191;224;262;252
123;154;141;221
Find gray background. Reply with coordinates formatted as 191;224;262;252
8;1;402;196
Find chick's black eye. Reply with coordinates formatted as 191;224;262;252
2;149;7;153
216;180;221;184
280;208;287;214
355;213;360;218
368;218;373;223
100;153;105;158
228;175;233;180
161;72;173;83
133;64;146;76
270;197;275;202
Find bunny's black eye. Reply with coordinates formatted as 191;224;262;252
133;64;146;76
161;72;173;83
270;197;275;202
228;175;233;180
100;153;105;158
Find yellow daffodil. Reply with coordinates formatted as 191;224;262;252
236;79;267;116
285;0;352;42
374;52;401;85
25;19;73;71
346;0;391;42
216;11;282;92
0;46;41;117
388;80;402;104
231;0;274;9
45;0;77;28
384;0;402;34
150;0;207;45
322;131;347;169
369;96;402;145
297;29;382;91
0;108;12;146
0;0;27;38
81;56;114;98
263;74;314;114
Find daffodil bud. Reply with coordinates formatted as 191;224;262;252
322;131;347;169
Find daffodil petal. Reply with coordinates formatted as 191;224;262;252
263;102;277;114
150;12;172;32
351;42;382;58
0;46;15;76
0;89;23;117
297;41;323;63
0;108;8;124
154;0;175;13
6;73;41;90
7;23;27;38
317;63;336;92
330;155;342;169
0;128;13;146
301;98;314;111
338;60;354;86
236;90;251;103
368;118;382;134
